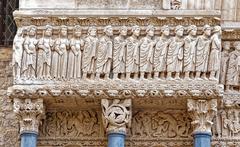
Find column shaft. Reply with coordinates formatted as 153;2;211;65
20;133;38;147
108;133;125;147
193;132;211;147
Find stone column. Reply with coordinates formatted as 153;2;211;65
101;99;132;147
13;98;45;147
187;99;217;147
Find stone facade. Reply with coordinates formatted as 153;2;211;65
2;0;240;147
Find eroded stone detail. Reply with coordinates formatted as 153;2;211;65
13;98;45;134
101;99;131;134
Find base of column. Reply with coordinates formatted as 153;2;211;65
20;132;38;147
108;132;126;147
193;132;212;147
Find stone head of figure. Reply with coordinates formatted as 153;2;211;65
161;25;170;36
175;25;184;37
16;27;23;37
74;25;82;37
88;26;97;37
132;25;140;37
223;41;231;51
29;25;37;36
212;25;222;35
44;25;53;37
187;25;197;36
203;25;211;36
233;41;240;51
60;25;68;37
146;25;155;37
104;25;113;36
120;26;128;36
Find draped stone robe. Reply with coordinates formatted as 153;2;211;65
154;37;171;72
196;35;211;72
183;36;197;72
139;37;155;73
226;50;240;86
126;36;139;73
22;36;38;75
68;38;84;78
113;36;126;74
96;36;112;74
167;37;184;72
220;51;229;84
82;36;98;73
208;33;221;72
12;35;24;69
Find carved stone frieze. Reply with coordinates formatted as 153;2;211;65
187;99;217;134
101;99;131;134
13;98;45;134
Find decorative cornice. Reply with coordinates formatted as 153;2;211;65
187;99;217;134
13;98;45;134
101;99;132;134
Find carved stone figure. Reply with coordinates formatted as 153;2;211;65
132;112;151;136
183;25;197;80
37;25;54;80
12;27;25;80
226;41;240;91
154;25;171;80
68;25;84;79
53;25;69;80
95;25;113;80
220;41;230;85
167;25;184;80
113;26;127;80
195;25;211;80
82;26;98;80
22;25;38;80
208;26;222;81
126;25;140;80
171;0;182;9
101;99;131;134
139;25;155;79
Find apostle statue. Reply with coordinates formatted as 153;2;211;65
95;25;113;80
226;41;240;91
113;26;127;80
126;25;140;80
195;25;211;80
82;26;98;80
12;27;25;80
167;25;184;80
53;25;69;80
139;25;155;80
183;25;198;80
208;26;222;81
68;25;84;80
22;25;38;80
37;25;54;80
220;41;230;85
154;25;171;80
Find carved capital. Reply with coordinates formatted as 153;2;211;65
13;98;45;134
187;99;217;134
101;99;132;134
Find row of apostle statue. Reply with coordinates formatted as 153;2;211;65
12;24;224;83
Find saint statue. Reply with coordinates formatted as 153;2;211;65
220;41;230;85
37;25;54;80
95;25;113;80
68;25;84;80
183;25;198;80
139;25;155;80
12;27;25;80
167;25;184;80
126;25;140;80
195;25;211;80
113;26;128;80
154;25;171;80
22;25;38;80
82;26;98;80
226;41;240;91
208;26;222;81
52;25;69;80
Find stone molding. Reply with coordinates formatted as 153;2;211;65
13;98;45;134
187;99;217;134
101;99;132;134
